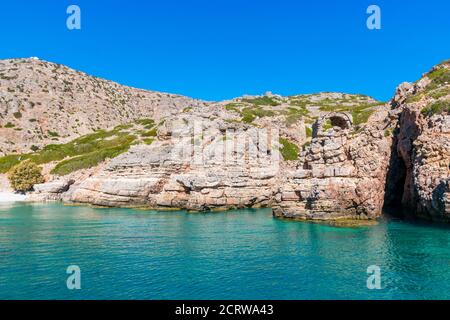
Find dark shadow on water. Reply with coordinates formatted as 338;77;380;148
382;212;450;231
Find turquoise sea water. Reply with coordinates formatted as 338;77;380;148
0;203;449;300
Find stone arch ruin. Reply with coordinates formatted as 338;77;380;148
313;112;353;137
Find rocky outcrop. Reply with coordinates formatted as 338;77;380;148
273;107;394;220
68;117;281;211
64;103;395;223
28;180;74;201
384;61;450;222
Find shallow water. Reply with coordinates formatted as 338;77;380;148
0;203;449;300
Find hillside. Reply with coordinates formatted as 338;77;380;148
0;58;206;155
0;58;384;177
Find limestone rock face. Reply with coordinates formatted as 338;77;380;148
34;180;74;194
385;61;450;221
273;108;394;220
66;103;395;222
68;137;280;210
27;179;74;201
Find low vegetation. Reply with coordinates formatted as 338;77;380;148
352;107;376;126
305;126;312;138
142;128;158;137
135;118;155;129
427;66;450;90
384;128;394;137
50;141;133;176
320;102;381;126
429;87;449;99
143;138;154;145
242;96;281;106
0;118;159;175
224;102;277;123
322;119;333;131
405;67;449;103
285;107;309;126
421;100;450;117
8;161;44;192
241;106;276;123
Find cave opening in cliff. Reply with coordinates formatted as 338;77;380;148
383;150;407;217
329;116;350;130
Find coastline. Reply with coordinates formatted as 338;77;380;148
0;192;27;203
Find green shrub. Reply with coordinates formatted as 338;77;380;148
279;138;299;161
322;119;333;131
384;129;393;137
318;101;380;125
241;107;276;123
0;127;137;173
143;138;154;145
13;111;22;119
421;100;450;117
0;154;30;173
30;145;40;152
135;118;155;128
51;141;133;176
429;88;449;99
285;107;309;125
225;103;241;113
352;108;375;125
114;124;133;131
243;96;280;106
142;128;157;137
305;126;312;137
4;122;15;128
241;112;256;123
8;161;44;192
428;67;450;84
405;92;424;104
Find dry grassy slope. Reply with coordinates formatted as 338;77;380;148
0;58;207;156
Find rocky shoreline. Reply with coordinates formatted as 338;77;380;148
1;58;449;223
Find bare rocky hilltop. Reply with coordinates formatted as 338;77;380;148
0;58;206;155
1;58;449;223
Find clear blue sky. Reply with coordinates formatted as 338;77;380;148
0;0;449;101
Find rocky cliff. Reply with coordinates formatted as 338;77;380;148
1;58;449;223
384;61;450;222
